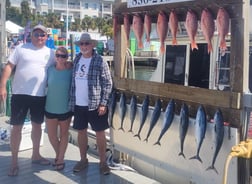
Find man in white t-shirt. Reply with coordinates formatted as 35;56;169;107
0;24;55;176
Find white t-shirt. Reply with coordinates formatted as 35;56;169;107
8;43;55;96
75;56;91;106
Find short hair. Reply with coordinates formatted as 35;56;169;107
56;46;68;56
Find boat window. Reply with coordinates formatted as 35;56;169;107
188;43;210;89
164;45;186;85
216;47;230;91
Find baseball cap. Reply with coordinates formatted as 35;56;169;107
32;24;47;33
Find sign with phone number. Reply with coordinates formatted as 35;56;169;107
127;0;193;8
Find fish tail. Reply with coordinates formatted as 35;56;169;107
189;155;203;163
178;152;186;159
134;134;141;140
128;129;133;133
118;127;125;132
219;39;227;51
172;38;177;45
206;165;219;174
191;40;198;50
143;138;148;142
208;42;213;54
138;41;143;49
153;141;161;146
160;43;165;54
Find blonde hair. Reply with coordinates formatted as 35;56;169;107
56;46;68;55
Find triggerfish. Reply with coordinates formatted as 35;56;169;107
154;99;175;146
134;95;149;140
118;92;127;132
132;14;144;49
157;11;168;54
108;90;117;129
128;95;137;133
190;105;207;163
178;103;189;158
144;99;162;142
216;7;230;55
185;9;198;51
206;109;224;174
201;8;215;54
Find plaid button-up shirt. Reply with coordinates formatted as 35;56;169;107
69;52;113;111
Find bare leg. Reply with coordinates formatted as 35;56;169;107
8;124;23;176
96;130;107;164
46;118;59;161
77;128;88;160
57;117;71;164
31;122;43;160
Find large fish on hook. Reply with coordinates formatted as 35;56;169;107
144;13;152;42
154;99;175;146
108;90;117;129
123;13;131;48
144;99;162;142
201;8;215;54
134;95;149;140
132;14;144;49
178;103;189;158
128;95;137;133
206;109;224;174
185;9;198;51
190;105;207;163
216;7;230;55
169;9;178;45
157;11;168;54
118;92;127;132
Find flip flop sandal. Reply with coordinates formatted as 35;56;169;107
32;158;51;165
55;163;65;171
8;166;19;176
52;159;58;167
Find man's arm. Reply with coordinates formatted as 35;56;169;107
0;62;15;100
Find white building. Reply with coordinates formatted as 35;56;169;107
9;0;114;19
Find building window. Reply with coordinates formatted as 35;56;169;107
84;3;88;9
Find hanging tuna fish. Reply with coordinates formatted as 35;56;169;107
185;9;198;51
206;109;224;174
157;11;168;54
144;98;162;142
190;105;207;163
169;9;178;45
132;14;144;49
178;103;189;158
128;95;137;133
216;7;230;55
108;90;117;129
118;92;127;132
200;8;215;54
154;99;175;146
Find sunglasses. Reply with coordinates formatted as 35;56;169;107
33;33;47;38
56;54;68;58
80;42;91;46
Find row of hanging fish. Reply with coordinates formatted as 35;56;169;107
108;91;225;174
113;7;230;55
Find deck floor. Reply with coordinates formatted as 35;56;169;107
0;117;160;184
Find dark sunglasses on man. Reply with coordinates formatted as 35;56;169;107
80;42;91;46
33;33;47;38
56;54;68;59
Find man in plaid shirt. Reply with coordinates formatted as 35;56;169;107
69;33;112;175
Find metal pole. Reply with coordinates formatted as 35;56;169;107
66;0;69;48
